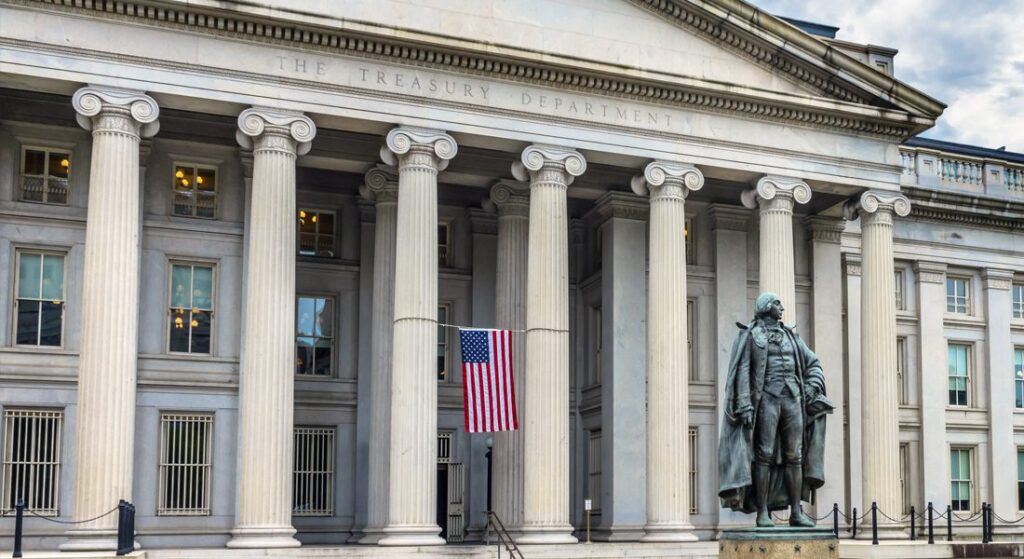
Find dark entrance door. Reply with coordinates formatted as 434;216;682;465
436;463;449;541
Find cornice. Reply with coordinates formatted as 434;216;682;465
913;261;946;284
707;204;751;232
590;191;650;223
900;185;1024;230
805;215;846;244
20;0;922;139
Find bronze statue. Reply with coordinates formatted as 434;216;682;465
718;292;833;528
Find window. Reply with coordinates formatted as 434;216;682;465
297;210;335;257
15;251;65;347
172;164;216;218
587;430;601;513
946;278;970;314
438;222;451;267
687;299;696;380
20;147;70;204
437;431;453;464
158;414;212;516
948;344;971;406
1018;450;1024;511
296;296;334;376
894;270;905;310
2;409;62;516
293;426;335;517
899;443;910;515
437;304;450;382
896;337;908;405
1015;348;1024;409
950;448;972;512
685;218;695;266
688;427;698;515
592;306;602;386
1014;284;1024;320
169;264;214;354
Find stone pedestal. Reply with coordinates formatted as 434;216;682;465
719;528;838;559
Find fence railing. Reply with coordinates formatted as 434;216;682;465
10;499;135;557
819;501;1016;545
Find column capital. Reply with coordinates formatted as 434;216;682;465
983;268;1015;290
236;107;316;155
590;191;649;223
359;164;399;204
805;215;846;244
467;208;498;235
843;190;911;220
488;179;531;218
741;175;811;209
913;260;947;284
707;204;751;232
72;85;160;138
630;160;704;200
381;126;457;171
511;144;586;185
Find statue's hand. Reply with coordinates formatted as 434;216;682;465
805;385;820;404
738;409;753;428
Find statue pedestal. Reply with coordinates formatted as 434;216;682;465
720;527;838;559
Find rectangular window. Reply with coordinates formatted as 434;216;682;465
438;222;451;267
894;270;905;310
20;147;70;204
1018;449;1024;511
587;430;601;513
297;210;335;257
946;278;970;314
437;304;450;382
896;337;908;405
168;263;214;354
437;431;453;464
1015;348;1024;409
592;306;602;386
899;443;910;515
15;251;65;347
2;409;62;516
172;164;216;218
158;414;212;516
293;426;335;517
685;218;694;266
295;296;334;376
1014;284;1024;320
689;427;698;515
950;448;972;512
948;344;971;406
687;299;696;381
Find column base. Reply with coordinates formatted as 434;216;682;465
516;524;578;544
592;524;646;542
356;527;385;545
377;524;445;546
640;522;699;542
225;526;301;548
854;522;909;540
59;528;124;552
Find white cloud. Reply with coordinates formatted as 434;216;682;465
750;0;1024;152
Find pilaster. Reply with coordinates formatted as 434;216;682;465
913;260;949;513
982;268;1016;519
742;175;811;310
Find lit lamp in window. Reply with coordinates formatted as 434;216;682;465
298;210;307;226
174;316;184;329
60;158;70;169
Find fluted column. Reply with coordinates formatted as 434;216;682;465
742;176;811;308
489;179;530;534
632;161;704;542
227;108;316;549
358;165;400;544
61;86;159;552
378;127;457;546
513;145;585;545
844;190;910;528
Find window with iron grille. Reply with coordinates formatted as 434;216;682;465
587;430;601;513
946;278;970;314
2;409;62;516
172;164;217;218
158;414;212;516
20;147;70;204
950;448;973;512
689;427;698;515
15;251;65;347
894;270;905;310
1018;449;1024;511
168;263;214;354
1014;284;1024;320
437;304;451;382
947;344;971;407
295;296;334;376
437;431;453;464
297;210;335;257
438;222;451;267
293;426;335;517
896;337;908;405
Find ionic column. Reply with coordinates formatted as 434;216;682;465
358;165;399;544
742;176;812;308
61;86;159;552
378;127;457;546
844;190;910;527
228;108;316;549
632;161;704;542
513;145;586;545
489;179;530;534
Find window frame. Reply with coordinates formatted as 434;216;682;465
1;408;63;516
687;299;696;381
896;336;908;405
295;294;336;378
13;249;66;348
292;425;336;517
1013;283;1024;320
947;343;972;407
19;146;71;205
297;208;336;258
1015;347;1024;410
1018;448;1024;512
949;447;974;512
157;412;213;516
688;426;698;515
894;269;905;311
899;442;911;515
587;430;602;514
438;220;452;268
946;277;971;314
166;261;217;356
684;217;695;266
591;305;602;387
171;162;218;219
437;303;452;383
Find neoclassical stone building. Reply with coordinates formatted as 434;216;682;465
0;0;1022;553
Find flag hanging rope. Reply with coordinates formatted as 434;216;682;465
458;328;519;433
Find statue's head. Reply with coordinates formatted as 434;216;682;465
754;292;784;320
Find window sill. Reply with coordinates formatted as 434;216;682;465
4;345;74;354
944;314;986;327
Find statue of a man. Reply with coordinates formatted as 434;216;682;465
718;292;832;528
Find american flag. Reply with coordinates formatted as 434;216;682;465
459;328;518;433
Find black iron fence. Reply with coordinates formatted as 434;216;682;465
817;501;1021;545
10;499;135;557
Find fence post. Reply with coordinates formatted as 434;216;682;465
984;503;991;543
128;503;136;550
871;502;878;545
910;505;916;541
832;503;839;538
927;502;934;544
116;500;127;556
852;507;857;539
946;505;952;542
13;499;24;559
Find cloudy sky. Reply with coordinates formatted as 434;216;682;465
750;0;1024;152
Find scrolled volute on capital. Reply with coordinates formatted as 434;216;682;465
359;164;399;203
842;190;911;220
380;126;458;170
72;85;160;138
741;175;812;209
487;179;530;216
236;107;317;155
511;144;586;184
630;160;704;197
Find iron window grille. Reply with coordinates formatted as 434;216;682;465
2;409;63;516
158;413;213;516
292;426;335;517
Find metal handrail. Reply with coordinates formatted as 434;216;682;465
486;511;524;559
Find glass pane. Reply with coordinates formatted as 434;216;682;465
169;312;190;352
171;265;193;308
314;341;332;376
192;267;213;310
299;210;317;233
1018;452;1024;482
296;338;315;375
41;255;64;301
47;177;69;204
948;346;957;376
318;212;334;235
296;298;315;336
48;152;70;179
17;253;41;299
21;176;44;202
961;451;970;477
950;451;959;478
196;168;216;192
195;193;216;219
173;190;194;216
174;166;194;191
298;233;317;256
23;150;45;175
315;299;333;337
15;300;40;345
959;348;969;375
39;301;63;346
190;311;211;354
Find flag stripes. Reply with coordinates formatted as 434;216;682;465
459;328;518;433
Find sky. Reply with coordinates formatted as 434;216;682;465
750;0;1024;153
